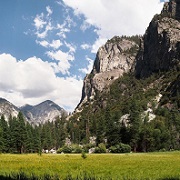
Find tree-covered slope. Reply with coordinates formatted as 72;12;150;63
69;69;180;152
68;0;180;152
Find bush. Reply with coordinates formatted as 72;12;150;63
109;143;131;153
57;145;72;154
94;143;106;153
83;143;95;153
81;151;87;159
71;144;83;153
57;148;63;154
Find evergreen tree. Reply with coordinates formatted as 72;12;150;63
16;112;27;153
0;115;10;152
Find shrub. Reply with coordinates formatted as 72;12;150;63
71;144;83;153
57;148;63;154
83;143;95;153
94;143;106;153
57;145;72;154
109;143;131;153
81;151;87;159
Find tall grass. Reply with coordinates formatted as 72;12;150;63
0;152;180;179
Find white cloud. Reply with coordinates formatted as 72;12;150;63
46;6;53;16
33;13;47;30
56;22;71;39
34;8;54;39
80;20;91;31
81;43;91;50
64;41;76;53
79;57;94;74
63;0;164;52
63;0;164;37
36;21;53;39
36;39;62;49
50;40;62;49
0;53;82;112
36;40;49;48
47;50;74;75
91;37;107;53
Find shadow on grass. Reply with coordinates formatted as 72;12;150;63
159;178;180;180
0;171;98;180
0;172;180;180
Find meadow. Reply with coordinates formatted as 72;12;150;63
0;152;180;179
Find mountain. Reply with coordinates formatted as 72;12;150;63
20;100;68;125
69;0;180;151
135;0;180;78
0;98;67;125
0;98;19;120
75;0;180;112
76;35;141;111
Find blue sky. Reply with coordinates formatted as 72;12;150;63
0;0;166;112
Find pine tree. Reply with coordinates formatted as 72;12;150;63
16;112;27;153
0;115;10;152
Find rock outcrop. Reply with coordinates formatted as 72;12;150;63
135;0;180;78
77;36;140;109
76;0;180;111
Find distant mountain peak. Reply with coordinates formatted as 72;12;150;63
20;100;67;125
0;97;67;125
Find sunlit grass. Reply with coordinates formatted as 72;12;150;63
0;152;180;179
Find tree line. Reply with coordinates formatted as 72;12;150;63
0;112;67;153
0;70;179;153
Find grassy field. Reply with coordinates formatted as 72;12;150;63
0;152;180;179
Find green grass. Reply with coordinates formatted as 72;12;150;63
0;152;180;179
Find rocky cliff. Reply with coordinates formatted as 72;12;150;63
76;0;180;111
66;0;180;151
135;0;180;78
77;36;140;110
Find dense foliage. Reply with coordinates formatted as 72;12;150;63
69;70;180;152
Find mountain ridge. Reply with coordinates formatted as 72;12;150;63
0;98;67;125
76;0;180;112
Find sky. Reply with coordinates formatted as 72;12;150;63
0;0;167;112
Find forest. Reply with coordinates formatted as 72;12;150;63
0;70;179;154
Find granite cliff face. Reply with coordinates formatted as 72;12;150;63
77;0;180;111
135;0;180;78
77;36;140;109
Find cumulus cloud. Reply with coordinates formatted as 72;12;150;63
0;53;82;112
47;50;74;75
63;0;164;51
